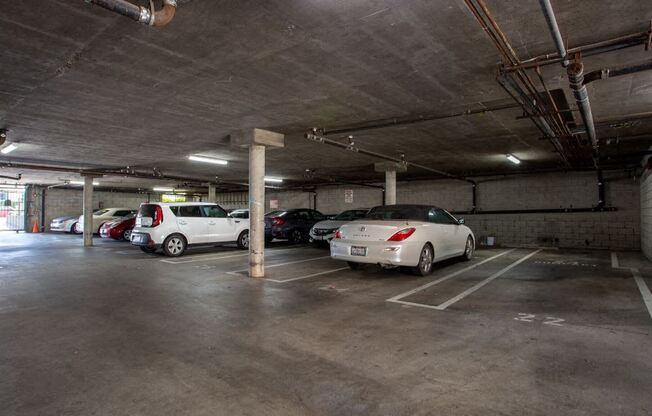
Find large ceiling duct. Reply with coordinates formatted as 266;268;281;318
88;0;177;27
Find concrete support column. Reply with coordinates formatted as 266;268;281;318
375;162;407;206
385;170;397;205
82;176;94;247
231;128;285;278
249;144;266;278
208;184;216;203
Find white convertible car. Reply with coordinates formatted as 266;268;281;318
330;204;475;276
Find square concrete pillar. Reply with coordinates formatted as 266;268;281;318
375;162;407;205
231;129;285;278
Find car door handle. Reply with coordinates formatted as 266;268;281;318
208;221;216;225
178;220;187;225
234;220;241;223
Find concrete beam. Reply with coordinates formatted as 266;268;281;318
374;162;405;205
230;129;285;278
374;161;407;173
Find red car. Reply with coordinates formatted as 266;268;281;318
99;214;136;241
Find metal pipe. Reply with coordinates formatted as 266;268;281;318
88;0;177;27
567;62;598;152
305;131;475;185
0;173;21;180
583;59;652;84
597;169;605;209
538;0;570;67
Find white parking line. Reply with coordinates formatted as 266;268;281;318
387;249;516;303
611;253;652;321
226;256;332;274
434;249;542;310
267;267;350;283
160;247;310;265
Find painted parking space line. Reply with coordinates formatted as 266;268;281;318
266;267;350;283
387;249;516;303
226;255;332;274
160;247;312;265
611;253;652;321
433;249;542;310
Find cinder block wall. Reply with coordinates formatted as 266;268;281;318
214;170;640;251
43;189;158;231
640;168;652;259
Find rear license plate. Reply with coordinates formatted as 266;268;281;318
351;246;367;256
132;234;143;243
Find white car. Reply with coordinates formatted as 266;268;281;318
130;202;250;256
330;205;475;276
50;215;80;233
78;208;136;234
309;209;369;243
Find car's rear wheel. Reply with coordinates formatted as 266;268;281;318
463;236;474;261
140;246;157;254
123;229;132;241
411;244;434;276
290;229;304;244
237;230;249;250
265;236;274;244
347;261;362;270
70;223;78;234
163;235;186;257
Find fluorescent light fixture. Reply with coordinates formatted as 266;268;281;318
264;177;283;183
1;143;18;154
506;154;521;165
153;187;174;192
70;180;99;186
188;155;228;165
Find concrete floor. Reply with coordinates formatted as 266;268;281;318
1;233;651;415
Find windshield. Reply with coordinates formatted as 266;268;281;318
265;210;286;217
366;206;428;221
334;210;368;221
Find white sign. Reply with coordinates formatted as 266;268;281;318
344;189;353;204
269;199;279;209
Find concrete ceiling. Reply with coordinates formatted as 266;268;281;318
1;0;651;189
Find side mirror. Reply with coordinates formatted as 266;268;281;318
458;218;465;225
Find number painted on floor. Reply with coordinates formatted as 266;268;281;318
543;317;565;326
514;313;565;327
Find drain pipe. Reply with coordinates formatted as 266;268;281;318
538;0;570;67
583;59;652;85
88;0;177;27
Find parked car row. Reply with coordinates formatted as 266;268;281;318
50;208;137;237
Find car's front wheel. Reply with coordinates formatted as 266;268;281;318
411;244;434;276
70;223;79;234
290;229;304;244
237;230;249;250
123;229;132;241
463;236;474;261
163;235;187;257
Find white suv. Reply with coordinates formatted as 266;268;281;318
130;202;249;256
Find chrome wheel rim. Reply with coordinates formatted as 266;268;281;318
420;246;433;273
293;230;302;242
465;238;473;257
242;232;249;248
124;230;132;240
167;238;183;255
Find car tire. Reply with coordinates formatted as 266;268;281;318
70;223;78;234
347;261;362;270
237;230;249;250
290;229;304;244
411;244;434;276
463;236;474;261
123;229;132;241
140;246;157;254
265;236;274;244
163;234;187;257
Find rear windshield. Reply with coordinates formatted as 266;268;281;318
265;210;286;217
366;206;428;221
138;204;158;218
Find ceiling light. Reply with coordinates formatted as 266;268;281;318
70;180;99;186
153;187;174;192
264;177;283;183
188;155;228;165
506;154;521;165
1;143;18;154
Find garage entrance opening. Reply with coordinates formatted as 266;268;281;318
0;185;25;231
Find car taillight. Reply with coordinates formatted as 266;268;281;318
387;227;416;242
334;230;342;239
152;205;164;227
272;217;285;226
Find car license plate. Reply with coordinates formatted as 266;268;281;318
132;234;142;243
351;246;367;256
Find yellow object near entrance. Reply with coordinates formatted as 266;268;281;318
161;194;187;203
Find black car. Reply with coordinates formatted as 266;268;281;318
264;209;325;243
